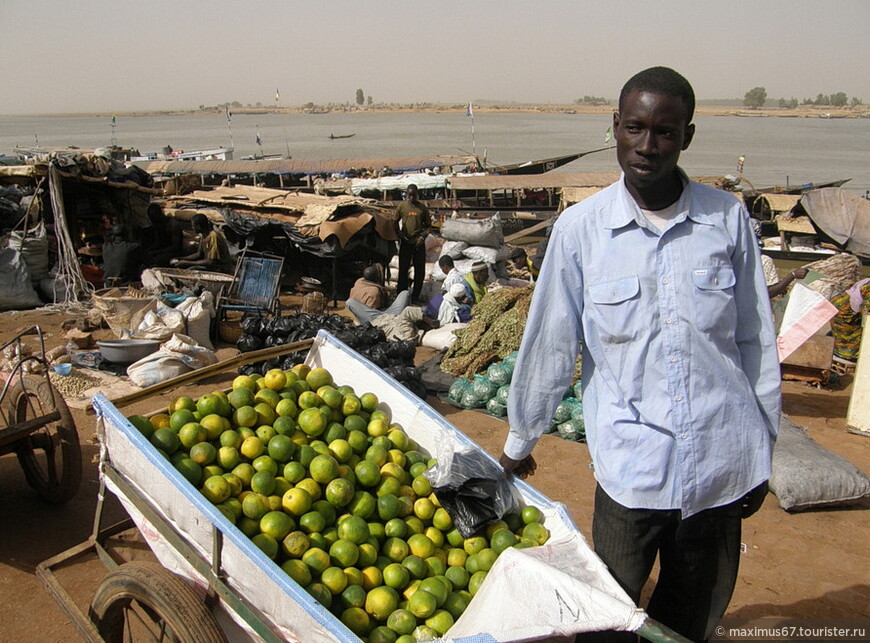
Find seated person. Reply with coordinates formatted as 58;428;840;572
101;224;142;284
437;283;472;325
170;213;234;273
346;266;412;325
463;261;490;304
368;305;439;344
142;203;184;268
436;255;465;293
507;247;538;282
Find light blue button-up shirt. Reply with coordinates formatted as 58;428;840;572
505;172;780;517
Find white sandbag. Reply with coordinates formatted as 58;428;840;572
175;292;216;351
440;239;469;259
421;323;466;350
129;302;186;341
769;415;870;512
462;244;510;264
126;333;218;388
0;247;42;311
38;273;76;305
440;213;504;248
5;222;49;283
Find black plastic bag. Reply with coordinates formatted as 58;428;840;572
236;333;263;352
425;438;520;538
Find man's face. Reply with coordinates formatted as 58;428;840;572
473;269;487;284
405;186;418;202
614;90;694;198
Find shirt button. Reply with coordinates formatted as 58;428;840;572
675;395;682;402
666;318;673;324
662;278;669;285
680;433;688;440
670;356;677;363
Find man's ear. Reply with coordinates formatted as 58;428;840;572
682;123;695;151
612;111;620;131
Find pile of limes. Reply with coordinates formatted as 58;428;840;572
127;364;550;642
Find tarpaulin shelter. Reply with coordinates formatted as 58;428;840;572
800;188;870;258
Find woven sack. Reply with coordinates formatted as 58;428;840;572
302;291;325;315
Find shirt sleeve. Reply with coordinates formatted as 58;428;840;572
504;218;585;460
731;206;782;440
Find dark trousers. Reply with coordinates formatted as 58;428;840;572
397;239;426;301
580;484;742;642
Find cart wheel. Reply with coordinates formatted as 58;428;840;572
89;561;227;643
10;374;82;504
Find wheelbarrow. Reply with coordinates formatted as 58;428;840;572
0;325;81;504
36;331;689;642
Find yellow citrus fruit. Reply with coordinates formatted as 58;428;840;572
360;565;383;591
447;547;467;568
282;487;313;516
282;530;310;558
255;425;277;443
260;510;294;541
189;441;216;466
339;606;371;637
408;534;436;559
386;608;417;636
464;536;487;555
305;367;332;391
302;547;331;574
149;413;170;430
328;439;353;464
169;396;197;414
425;609;455;636
321;566;349;595
178;422;207;449
233;405;259;428
241;492;270;520
295;477;321;500
382;537;410;563
263;368;287;391
367;418;389;438
360;392;379;413
325;478;355;508
298;407;327;437
281;558;311;585
291;363;311;380
200;414;227;440
239;436;265;460
468;570;487;596
216;446;241;471
275;398;298;418
267;434;295;463
407;588;437;618
365;585;399;621
329;538;360;567
253;402;276;426
196;394;223;418
413;498;436;522
201;475;230;503
348;490;376;519
522;522;550;546
490;529;517;554
337;515;370;545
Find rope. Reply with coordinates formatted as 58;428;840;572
47;164;94;307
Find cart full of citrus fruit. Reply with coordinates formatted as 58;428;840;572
126;364;550;642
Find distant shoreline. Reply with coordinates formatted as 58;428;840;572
7;103;868;119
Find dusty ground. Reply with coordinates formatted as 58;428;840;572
0;301;867;640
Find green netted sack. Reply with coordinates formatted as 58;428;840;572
553;397;580;424
448;378;472;405
502;351;519;369
471;375;499;403
486;363;513;386
573;380;583;401
570;402;584;422
557;419;585;442
460;389;484;409
486;398;507;417
496;384;510;406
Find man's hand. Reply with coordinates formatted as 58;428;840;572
740;481;768;518
499;452;537;479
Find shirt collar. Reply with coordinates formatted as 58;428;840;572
606;168;715;230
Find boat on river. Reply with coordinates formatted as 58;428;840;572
328;133;355;140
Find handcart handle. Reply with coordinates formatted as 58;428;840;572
636;617;694;643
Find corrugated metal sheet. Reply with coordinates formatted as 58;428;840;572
135;155;476;177
447;172;620;191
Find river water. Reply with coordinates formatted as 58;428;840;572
1;111;868;194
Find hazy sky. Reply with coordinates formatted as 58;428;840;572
2;0;869;115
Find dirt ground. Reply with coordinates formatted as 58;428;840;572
0;301;868;641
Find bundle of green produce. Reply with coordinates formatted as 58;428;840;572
440;286;533;379
126;364;549;642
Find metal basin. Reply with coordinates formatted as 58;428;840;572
97;339;161;364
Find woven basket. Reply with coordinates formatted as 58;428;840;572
302;291;325;315
218;319;243;344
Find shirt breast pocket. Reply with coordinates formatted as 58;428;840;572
587;275;641;344
692;265;737;332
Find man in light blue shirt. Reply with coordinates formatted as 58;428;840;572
500;67;780;641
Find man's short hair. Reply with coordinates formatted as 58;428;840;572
438;255;454;268
619;66;695;123
362;265;381;283
508;247;527;261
